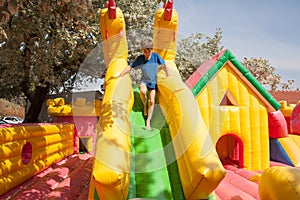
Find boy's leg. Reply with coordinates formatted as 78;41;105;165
139;83;148;116
146;89;156;129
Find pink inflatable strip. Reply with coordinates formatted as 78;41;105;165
270;160;289;167
224;165;261;183
223;170;260;199
218;168;259;199
3;154;90;199
44;157;93;199
6;160;73;199
0;155;74;198
185;49;226;89
215;179;257;200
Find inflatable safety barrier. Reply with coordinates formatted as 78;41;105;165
0;123;74;195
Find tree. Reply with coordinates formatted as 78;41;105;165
0;0;160;122
176;29;224;81
241;57;294;90
0;0;103;122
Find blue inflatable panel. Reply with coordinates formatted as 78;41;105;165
269;138;294;166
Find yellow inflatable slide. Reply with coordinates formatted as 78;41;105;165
89;1;225;199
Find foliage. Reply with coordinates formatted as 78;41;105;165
242;57;294;90
176;29;224;81
0;0;104;121
1;0;103;93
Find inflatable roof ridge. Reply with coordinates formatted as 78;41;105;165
186;49;281;110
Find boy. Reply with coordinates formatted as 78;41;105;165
116;38;169;130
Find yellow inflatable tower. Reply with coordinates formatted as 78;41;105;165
154;1;225;199
88;1;133;199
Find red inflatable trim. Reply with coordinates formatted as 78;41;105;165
268;111;288;138
106;0;116;19
164;0;173;21
291;104;300;135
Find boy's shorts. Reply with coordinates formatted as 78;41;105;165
141;81;158;91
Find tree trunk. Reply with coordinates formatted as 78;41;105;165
24;85;49;123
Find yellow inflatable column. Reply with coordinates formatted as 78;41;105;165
89;2;133;200
154;3;225;199
259;166;300;200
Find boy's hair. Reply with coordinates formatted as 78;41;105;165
140;38;153;49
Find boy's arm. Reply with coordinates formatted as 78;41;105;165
115;65;132;78
162;64;169;77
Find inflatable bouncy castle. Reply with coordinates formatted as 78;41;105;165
1;1;300;200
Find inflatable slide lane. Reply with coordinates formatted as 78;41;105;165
154;1;225;199
88;1;134;199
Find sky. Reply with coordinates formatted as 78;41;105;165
173;0;300;89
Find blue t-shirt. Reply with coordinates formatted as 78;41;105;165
130;52;165;89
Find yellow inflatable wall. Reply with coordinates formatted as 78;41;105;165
278;100;295;134
278;101;295;117
47;97;102;117
0;123;74;195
